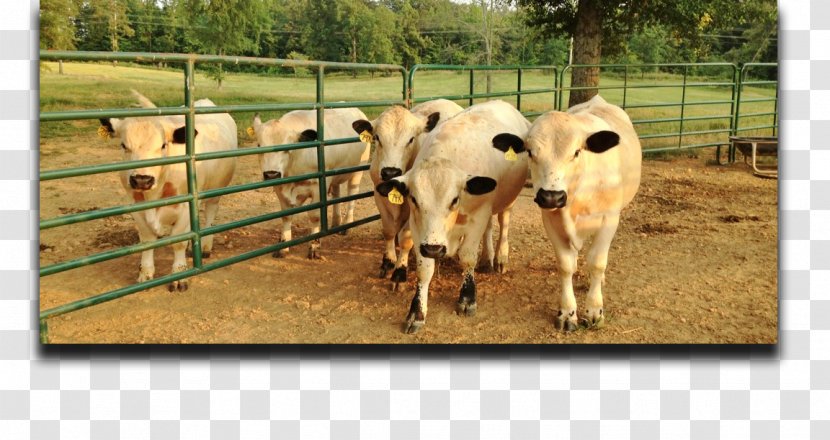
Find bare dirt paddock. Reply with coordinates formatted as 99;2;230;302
40;144;777;344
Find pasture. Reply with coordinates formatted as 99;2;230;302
39;62;777;343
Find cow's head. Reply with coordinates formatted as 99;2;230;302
251;114;317;182
375;157;496;259
353;106;441;182
99;117;189;191
507;112;619;210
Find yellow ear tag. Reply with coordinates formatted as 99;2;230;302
246;126;255;138
388;187;404;205
505;146;518;161
359;130;373;147
97;126;111;139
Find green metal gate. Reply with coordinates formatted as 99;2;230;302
39;51;407;342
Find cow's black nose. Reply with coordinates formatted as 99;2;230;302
263;171;282;180
534;189;567;209
380;167;402;182
420;243;447;259
129;174;155;190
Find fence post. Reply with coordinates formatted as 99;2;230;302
517;67;523;112
184;59;203;268
469;69;475;106
623;65;629;109
316;66;328;234
731;63;744;163
678;65;688;149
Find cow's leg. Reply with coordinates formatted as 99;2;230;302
306;184;322;259
391;226;413;291
168;205;191;292
456;219;489;316
330;182;342;228
274;189;293;258
477;215;495;273
542;213;579;332
404;253;434;334
376;196;398;278
132;212;157;283
200;198;221;258
494;208;512;274
583;215;620;328
339;171;362;235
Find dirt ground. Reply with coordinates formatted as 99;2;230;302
39;138;777;344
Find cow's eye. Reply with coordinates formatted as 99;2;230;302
410;196;418;208
120;143;127;150
574;150;580;159
527;149;533;159
450;196;459;208
408;137;414;144
161;143;166;150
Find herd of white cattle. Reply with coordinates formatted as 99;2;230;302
97;91;641;334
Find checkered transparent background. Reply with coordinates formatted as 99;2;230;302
1;0;826;438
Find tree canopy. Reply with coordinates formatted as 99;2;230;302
42;0;777;89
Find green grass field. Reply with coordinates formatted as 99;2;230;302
39;61;776;153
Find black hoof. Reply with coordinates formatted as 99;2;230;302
201;251;211;258
581;309;605;329
403;318;424;334
555;310;578;332
272;250;286;258
391;267;407;283
456;300;477;317
379;258;395;278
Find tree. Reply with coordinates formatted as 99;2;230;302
175;0;269;87
40;0;80;74
518;0;752;107
89;0;134;54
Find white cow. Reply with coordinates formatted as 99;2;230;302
251;108;370;259
375;100;530;334
508;94;642;331
351;99;463;290
98;91;238;291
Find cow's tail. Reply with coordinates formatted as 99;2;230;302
130;89;157;109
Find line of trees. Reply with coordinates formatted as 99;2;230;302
41;0;777;101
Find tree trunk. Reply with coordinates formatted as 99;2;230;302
568;0;602;108
58;60;64;75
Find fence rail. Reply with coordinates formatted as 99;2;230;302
38;51;778;342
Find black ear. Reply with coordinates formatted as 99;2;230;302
298;129;318;142
465;176;497;195
352;119;373;135
99;118;115;135
585;130;620;153
375;179;408;197
492;133;526;153
424;112;440;132
172;126;197;144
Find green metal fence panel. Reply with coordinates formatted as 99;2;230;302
408;64;559;118
38;53;779;342
557;62;742;154
38;50;407;342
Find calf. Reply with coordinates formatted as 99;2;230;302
351;99;463;289
504;95;642;331
251;108;370;259
98;91;238;291
376;100;530;334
